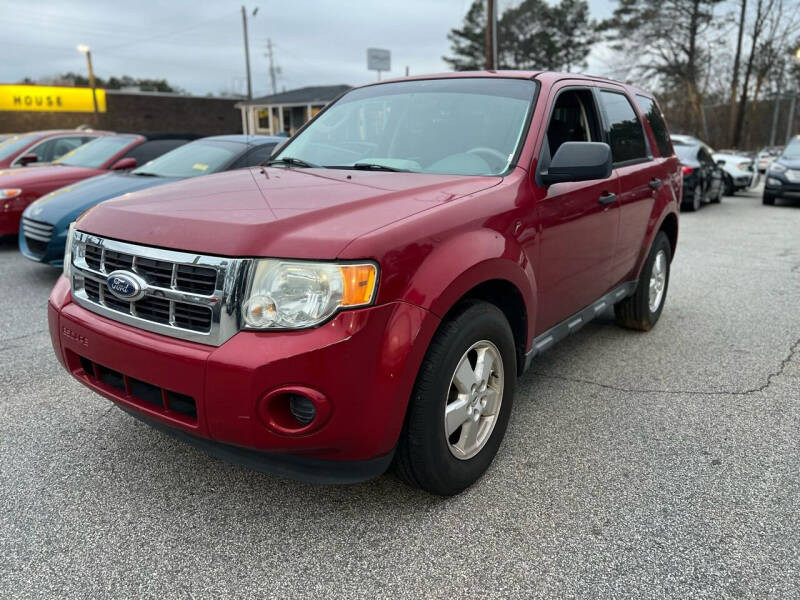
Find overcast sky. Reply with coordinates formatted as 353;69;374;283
3;0;615;98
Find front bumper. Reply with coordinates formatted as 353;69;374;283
19;223;65;266
764;172;800;199
49;275;438;481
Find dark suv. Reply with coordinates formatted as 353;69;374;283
763;136;800;205
49;72;681;495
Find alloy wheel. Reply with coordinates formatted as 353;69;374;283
444;340;505;460
648;249;667;312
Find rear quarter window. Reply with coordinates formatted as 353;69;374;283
636;95;673;158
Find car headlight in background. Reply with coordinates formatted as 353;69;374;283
770;163;787;173
1;188;22;202
767;177;782;187
63;222;76;278
242;260;378;329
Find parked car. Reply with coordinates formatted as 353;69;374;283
0;129;110;169
763;135;800;205
49;72;680;495
0;133;196;237
756;146;783;173
670;135;723;210
713;152;755;195
20;135;282;266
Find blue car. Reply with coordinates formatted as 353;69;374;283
20;135;281;266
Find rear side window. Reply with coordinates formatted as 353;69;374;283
123;140;190;165
598;90;647;163
636;95;672;157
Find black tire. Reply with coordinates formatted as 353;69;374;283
681;185;701;212
614;231;671;331
394;301;517;496
762;192;776;206
723;174;734;197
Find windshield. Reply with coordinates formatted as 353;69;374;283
0;133;39;160
274;78;537;176
782;138;800;160
132;140;245;178
54;136;136;168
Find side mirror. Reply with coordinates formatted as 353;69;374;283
110;157;137;171
19;153;39;166
540;142;612;186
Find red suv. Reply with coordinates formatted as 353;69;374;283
49;73;680;495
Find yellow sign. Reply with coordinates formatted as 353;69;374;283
0;85;106;113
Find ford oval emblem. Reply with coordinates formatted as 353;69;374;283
106;270;147;301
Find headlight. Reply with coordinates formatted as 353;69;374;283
242;260;378;329
770;163;787;173
767;177;782;187
63;222;76;277
0;188;22;200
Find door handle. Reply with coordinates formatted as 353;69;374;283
598;192;616;205
649;177;662;190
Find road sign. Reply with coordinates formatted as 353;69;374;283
367;48;391;72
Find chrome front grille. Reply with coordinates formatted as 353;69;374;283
22;217;54;256
69;231;251;345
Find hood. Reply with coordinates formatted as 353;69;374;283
0;165;105;189
776;157;800;170
78;167;501;258
24;172;179;228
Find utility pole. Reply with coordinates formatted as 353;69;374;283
241;5;254;100
786;90;797;144
769;61;784;147
265;38;278;95
485;0;497;70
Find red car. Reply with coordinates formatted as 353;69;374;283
49;72;680;495
0;129;110;168
0;133;195;236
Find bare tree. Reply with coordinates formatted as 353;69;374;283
731;0;800;147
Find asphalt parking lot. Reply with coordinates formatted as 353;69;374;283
1;186;799;599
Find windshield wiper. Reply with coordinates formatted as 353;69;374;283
265;157;319;168
132;171;159;177
325;162;410;172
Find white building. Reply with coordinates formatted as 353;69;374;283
236;85;351;136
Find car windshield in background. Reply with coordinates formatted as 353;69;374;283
54;136;136;168
0;133;39;160
132;140;245;178
274;78;537;176
673;142;698;162
782;139;800;160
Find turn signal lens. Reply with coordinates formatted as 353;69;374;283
0;188;22;200
340;264;377;306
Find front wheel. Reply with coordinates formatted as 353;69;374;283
615;231;672;331
394;301;516;496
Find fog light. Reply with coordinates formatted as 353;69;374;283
767;177;782;187
289;394;316;425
